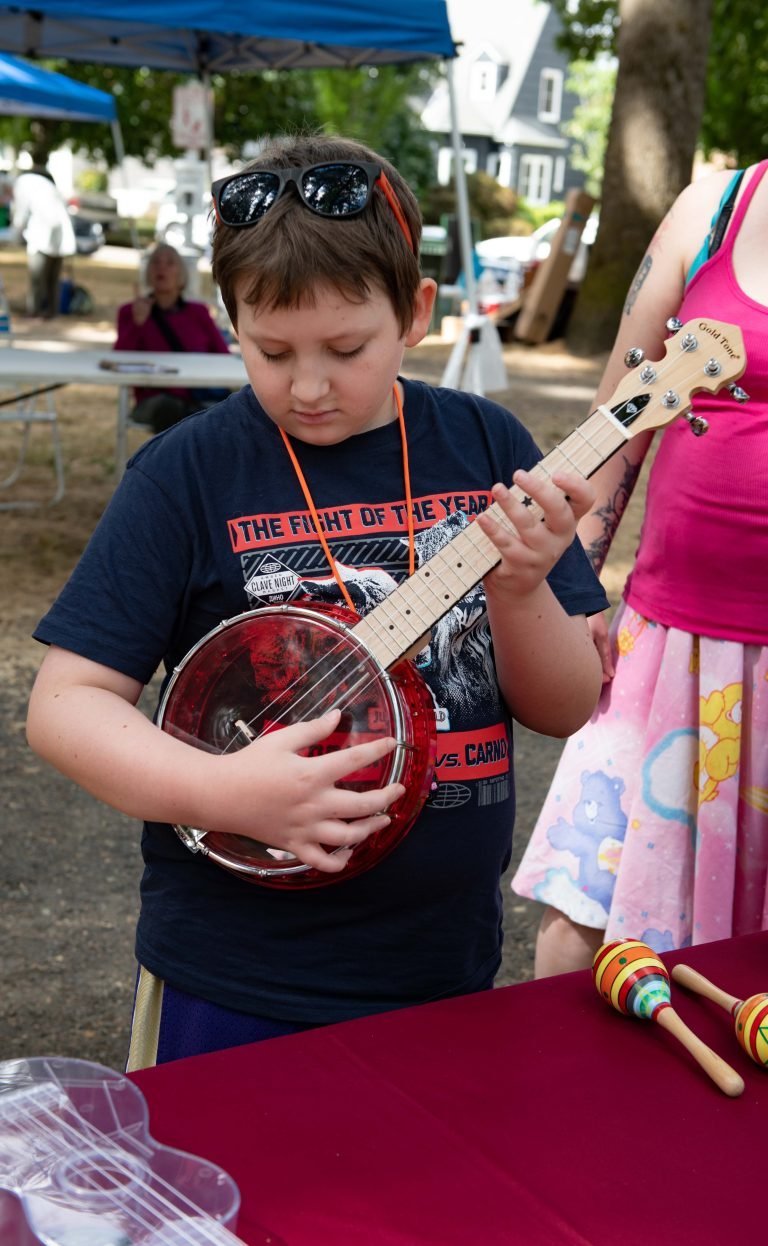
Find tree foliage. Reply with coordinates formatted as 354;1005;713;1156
306;64;438;196
0;61;438;193
551;0;768;165
699;0;768;163
561;59;616;198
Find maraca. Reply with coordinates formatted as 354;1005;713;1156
671;962;768;1068
593;940;745;1096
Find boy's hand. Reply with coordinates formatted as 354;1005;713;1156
210;710;405;874
477;469;594;602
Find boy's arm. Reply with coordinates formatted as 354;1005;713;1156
27;646;405;874
479;470;603;738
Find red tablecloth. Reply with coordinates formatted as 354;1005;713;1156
131;934;766;1245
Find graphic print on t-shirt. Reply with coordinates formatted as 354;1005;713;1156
226;489;511;810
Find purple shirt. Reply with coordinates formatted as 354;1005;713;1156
115;298;231;402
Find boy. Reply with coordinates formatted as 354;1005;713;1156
27;134;606;1067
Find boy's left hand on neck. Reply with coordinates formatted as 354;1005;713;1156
477;469;593;604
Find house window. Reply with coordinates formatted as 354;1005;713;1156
497;149;513;188
553;155;565;194
486;152;500;179
538;68;563;123
437;145;478;186
519;155;553;206
471;58;499;102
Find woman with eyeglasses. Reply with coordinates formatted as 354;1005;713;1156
114;242;231;434
27;134;606;1067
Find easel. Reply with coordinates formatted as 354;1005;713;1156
439;311;508;395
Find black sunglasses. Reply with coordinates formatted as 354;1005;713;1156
211;161;414;253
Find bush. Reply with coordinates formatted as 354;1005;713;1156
105;219;156;248
76;169;109;193
421;171;519;235
421;174;569;241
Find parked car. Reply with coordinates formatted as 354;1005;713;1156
476;214;598;291
70;214;105;255
67;188;119;255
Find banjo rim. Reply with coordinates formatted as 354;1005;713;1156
156;602;431;883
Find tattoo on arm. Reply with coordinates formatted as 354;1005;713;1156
584;456;642;573
624;254;652;316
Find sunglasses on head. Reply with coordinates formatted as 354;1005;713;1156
211;161;414;254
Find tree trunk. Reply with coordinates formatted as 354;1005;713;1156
567;0;714;355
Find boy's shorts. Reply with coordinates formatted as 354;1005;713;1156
126;965;313;1071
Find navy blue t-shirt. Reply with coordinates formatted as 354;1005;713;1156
35;377;607;1023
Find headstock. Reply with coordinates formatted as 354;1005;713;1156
600;318;748;440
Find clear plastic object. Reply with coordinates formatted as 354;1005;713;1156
0;1056;244;1245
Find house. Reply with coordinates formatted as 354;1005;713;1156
422;0;585;207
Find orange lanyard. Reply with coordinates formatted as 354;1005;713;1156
278;384;415;615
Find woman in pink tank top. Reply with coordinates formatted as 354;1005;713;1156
513;161;768;974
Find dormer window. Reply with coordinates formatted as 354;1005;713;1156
538;68;563;122
471;54;499;102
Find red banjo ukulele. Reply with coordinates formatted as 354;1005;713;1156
157;317;747;888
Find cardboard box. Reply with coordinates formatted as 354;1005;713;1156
513;189;596;344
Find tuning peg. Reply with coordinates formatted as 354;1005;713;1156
728;383;750;403
624;346;644;367
666;316;683;333
685;413;709;436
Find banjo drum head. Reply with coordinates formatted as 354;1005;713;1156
157;603;435;887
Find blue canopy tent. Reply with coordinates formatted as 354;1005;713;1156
0;51;135;244
0;1;455;73
0;50;115;120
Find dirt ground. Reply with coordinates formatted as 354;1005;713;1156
0;247;645;1072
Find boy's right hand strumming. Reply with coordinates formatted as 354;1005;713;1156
208;710;405;873
26;649;405;875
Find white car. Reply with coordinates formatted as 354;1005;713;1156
476;214;598;289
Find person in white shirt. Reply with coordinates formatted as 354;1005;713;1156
12;167;76;318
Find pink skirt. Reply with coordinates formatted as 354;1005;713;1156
511;603;768;953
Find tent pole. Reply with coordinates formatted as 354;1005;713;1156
111;118;140;251
439;58;507;398
444;58;477;315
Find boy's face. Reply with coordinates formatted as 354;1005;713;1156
234;280;436;446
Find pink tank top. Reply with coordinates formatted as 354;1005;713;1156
624;159;768;644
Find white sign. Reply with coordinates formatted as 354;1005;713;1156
171;83;212;151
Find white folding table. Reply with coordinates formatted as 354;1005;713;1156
0;346;249;505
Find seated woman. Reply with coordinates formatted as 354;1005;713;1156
115;242;231;434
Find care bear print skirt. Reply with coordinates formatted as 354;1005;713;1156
511;602;768;954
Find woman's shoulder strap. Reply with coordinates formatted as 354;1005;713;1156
685;169;745;287
706;169;745;259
